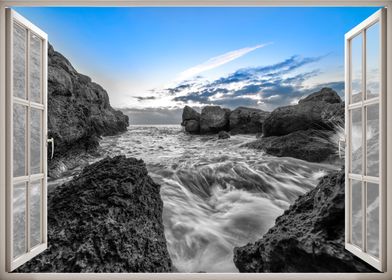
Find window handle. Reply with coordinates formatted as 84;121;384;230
47;138;54;159
338;137;346;159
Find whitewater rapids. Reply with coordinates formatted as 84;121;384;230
99;125;339;272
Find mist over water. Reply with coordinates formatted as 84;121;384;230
99;125;339;272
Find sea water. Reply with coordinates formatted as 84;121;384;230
99;125;339;272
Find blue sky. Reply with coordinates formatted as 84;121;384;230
15;7;380;123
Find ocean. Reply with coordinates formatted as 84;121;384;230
97;125;339;272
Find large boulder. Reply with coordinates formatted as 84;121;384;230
200;106;231;134
182;105;200;123
48;44;129;177
17;156;173;272
233;170;376;272
229;107;269;134
298;87;342;104
245;129;338;163
181;106;200;134
263;88;343;137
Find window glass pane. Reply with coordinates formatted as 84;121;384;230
30;180;41;248
13;182;26;259
29;33;42;103
351;34;363;104
350;108;362;174
366;104;379;177
13;23;27;99
367;182;379;258
13;104;26;177
30;108;42;174
366;22;380;100
351;180;362;248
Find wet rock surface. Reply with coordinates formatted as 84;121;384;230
233;170;376;273
262;88;343;137
245;129;338;163
229;107;269;134
298;87;342;104
245;88;344;162
47;44;129;177
17;156;173;273
181;106;201;134
200;106;231;134
181;105;269;135
218;131;231;139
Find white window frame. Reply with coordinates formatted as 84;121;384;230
344;9;387;271
5;9;48;272
0;1;391;280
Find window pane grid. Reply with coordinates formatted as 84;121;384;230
11;20;45;260
347;18;381;262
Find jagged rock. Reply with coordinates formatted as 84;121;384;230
229;107;269;134
233;170;376;272
181;106;201;134
299;87;342;104
47;44;129;176
263;88;343;137
17;156;172;273
245;129;338;163
218;131;231;139
200;106;231;134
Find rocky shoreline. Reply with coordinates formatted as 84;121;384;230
17;156;173;272
179;87;374;272
31;44;368;273
47;44;129;178
233;169;376;272
181;87;344;163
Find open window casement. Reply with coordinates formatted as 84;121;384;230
345;8;387;272
6;8;48;271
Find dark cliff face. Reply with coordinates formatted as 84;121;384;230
233;170;376;273
17;156;173;273
47;44;129;175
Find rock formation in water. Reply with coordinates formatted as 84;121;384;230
233;170;376;272
298;87;342;104
200;106;231;133
245;129;337;162
262;88;343;137
181;105;201;133
247;88;344;163
47;44;129;178
17;156;172;273
181;105;269;135
229;107;269;134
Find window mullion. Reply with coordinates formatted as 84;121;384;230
26;28;31;253
361;28;367;253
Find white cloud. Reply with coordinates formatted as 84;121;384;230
176;43;272;81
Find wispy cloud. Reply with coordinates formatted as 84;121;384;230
176;43;273;81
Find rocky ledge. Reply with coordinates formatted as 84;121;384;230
48;44;129;178
245;129;337;163
233;170;376;272
17;156;172;273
